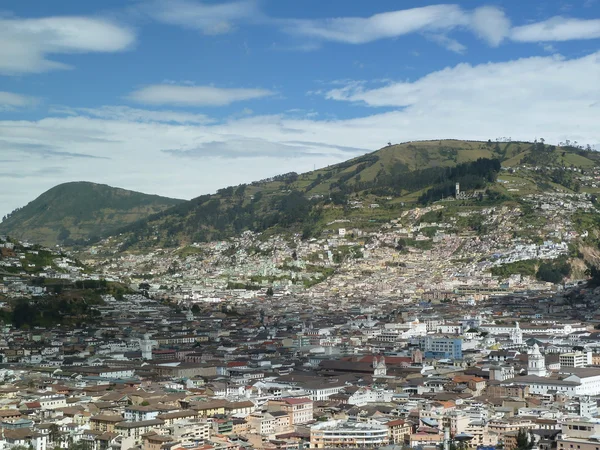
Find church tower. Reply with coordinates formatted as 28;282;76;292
186;309;194;322
373;356;387;376
455;182;460;199
512;322;523;345
140;334;154;360
527;343;547;377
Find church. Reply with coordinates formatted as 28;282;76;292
500;343;600;396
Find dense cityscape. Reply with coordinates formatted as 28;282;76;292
3;164;600;449
3;0;600;449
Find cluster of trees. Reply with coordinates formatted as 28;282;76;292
417;158;501;204
2;297;102;329
119;188;324;249
491;256;571;284
251;172;299;186
536;257;571;284
324;157;500;205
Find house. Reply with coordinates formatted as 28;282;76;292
0;428;48;450
115;419;165;446
90;414;123;433
267;397;313;424
387;419;412;444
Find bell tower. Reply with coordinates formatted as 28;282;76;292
512;322;523;345
527;343;546;377
140;334;154;360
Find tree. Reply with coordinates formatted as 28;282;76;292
191;304;200;314
266;287;274;297
516;429;534;450
48;423;61;444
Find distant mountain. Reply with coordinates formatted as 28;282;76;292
106;139;600;251
0;182;184;247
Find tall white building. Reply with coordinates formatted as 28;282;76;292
140;333;154;360
511;322;523;345
528;344;547;377
373;356;387;377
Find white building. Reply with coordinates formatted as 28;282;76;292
503;368;600;396
528;344;547;377
512;322;523;345
560;351;592;368
310;420;389;448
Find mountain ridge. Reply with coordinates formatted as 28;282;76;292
4;139;600;251
0;181;184;247
96;138;600;252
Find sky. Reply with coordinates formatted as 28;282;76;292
1;0;600;218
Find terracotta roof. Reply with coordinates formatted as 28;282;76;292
387;419;409;426
279;397;312;405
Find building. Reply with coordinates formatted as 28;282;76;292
560;351;592;368
310;420;389;448
528;344;547;377
0;429;47;450
115;419;165;446
557;419;600;450
502;368;600;396
417;336;463;360
512;322;523;345
296;380;346;401
140;333;153;360
90;415;124;433
267;397;313;425
386;419;412;444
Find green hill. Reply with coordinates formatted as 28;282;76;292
7;139;599;251
0;182;184;247
106;139;600;252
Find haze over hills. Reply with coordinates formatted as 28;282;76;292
0;182;184;247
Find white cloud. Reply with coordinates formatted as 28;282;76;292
323;52;600;112
0;92;38;111
470;6;511;46
2;52;600;218
163;137;368;159
284;4;469;44
143;0;260;35
141;1;600;51
52;105;213;124
512;17;600;42
0;16;135;75
278;4;600;50
128;84;275;107
425;34;467;54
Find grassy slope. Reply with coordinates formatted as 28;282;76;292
0;182;184;246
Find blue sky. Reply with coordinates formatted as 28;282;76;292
1;0;600;217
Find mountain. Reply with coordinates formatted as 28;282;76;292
101;139;600;252
0;182;184;247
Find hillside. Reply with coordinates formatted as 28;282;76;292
0;182;184;247
100;139;600;252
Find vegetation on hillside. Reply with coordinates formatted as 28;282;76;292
491;256;571;284
6;139;600;254
0;182;184;247
0;280;131;329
